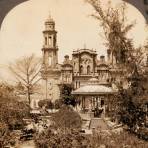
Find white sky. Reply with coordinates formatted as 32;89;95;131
0;0;147;81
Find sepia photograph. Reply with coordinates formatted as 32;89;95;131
0;0;148;147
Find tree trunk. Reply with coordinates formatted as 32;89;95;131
27;86;31;106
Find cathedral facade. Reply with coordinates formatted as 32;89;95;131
40;15;124;102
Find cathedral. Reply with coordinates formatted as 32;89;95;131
17;2;146;122
29;14;147;118
39;14;123;103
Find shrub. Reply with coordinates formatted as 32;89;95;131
46;100;54;109
54;99;63;109
0;122;17;147
52;105;82;130
136;127;148;141
34;126;148;148
38;99;54;109
34;128;89;148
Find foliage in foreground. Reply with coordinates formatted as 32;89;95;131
0;82;30;147
0;122;18;148
52;105;82;130
34;128;88;148
34;127;148;148
35;105;148;147
38;99;54;109
0;83;30;126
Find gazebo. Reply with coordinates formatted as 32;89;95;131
72;77;117;118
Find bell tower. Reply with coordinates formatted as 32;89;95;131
42;14;58;68
41;14;61;102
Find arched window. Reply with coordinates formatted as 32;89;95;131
87;65;91;74
45;37;48;45
48;36;52;45
49;56;52;66
80;65;84;74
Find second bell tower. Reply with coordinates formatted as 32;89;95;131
42;14;58;68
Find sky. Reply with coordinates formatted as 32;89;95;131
0;0;147;81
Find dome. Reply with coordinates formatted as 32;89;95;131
45;14;55;24
45;18;54;23
88;77;99;85
44;13;55;31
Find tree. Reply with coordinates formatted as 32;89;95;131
9;54;41;105
86;0;148;74
0;83;30;129
61;84;76;107
86;0;148;136
116;66;147;127
0;82;30;147
54;99;63;109
86;0;135;66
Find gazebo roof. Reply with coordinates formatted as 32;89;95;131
72;77;117;95
72;84;116;95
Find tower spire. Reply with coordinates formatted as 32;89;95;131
45;10;55;25
42;13;58;68
48;10;52;20
84;43;86;49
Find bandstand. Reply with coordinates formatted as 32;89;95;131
72;78;117;118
